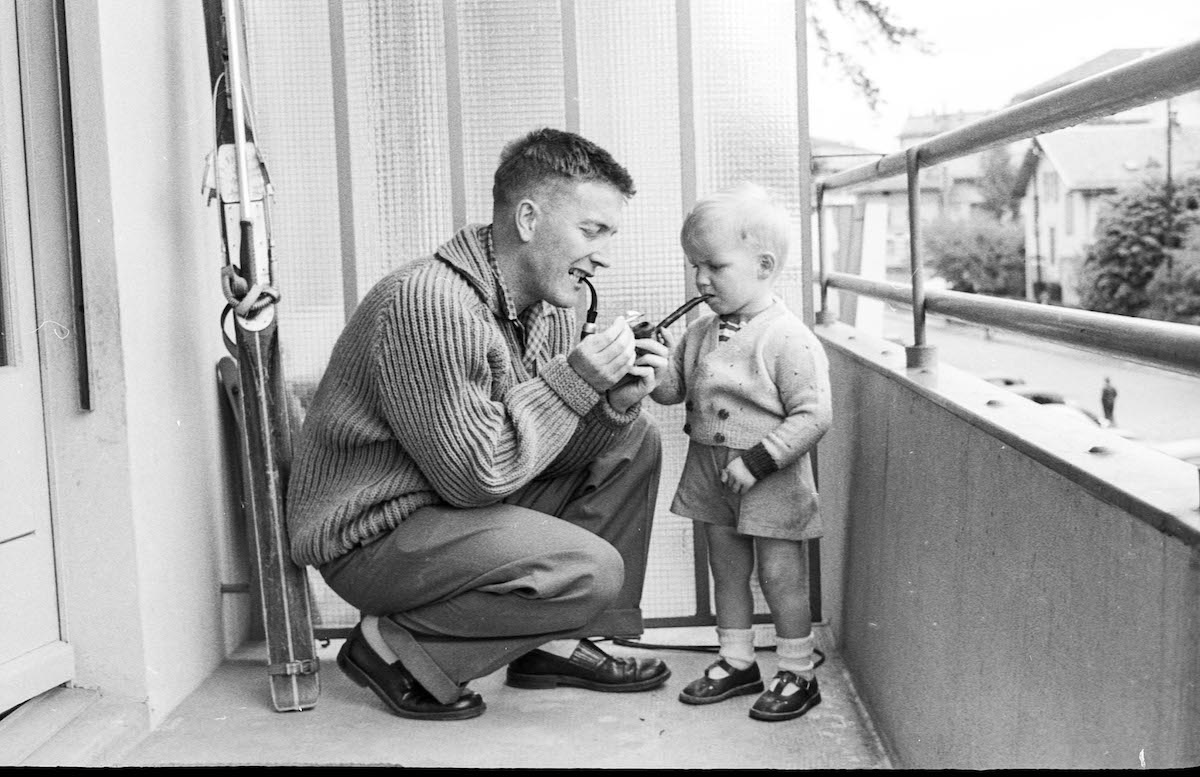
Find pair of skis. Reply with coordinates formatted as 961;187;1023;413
201;0;319;712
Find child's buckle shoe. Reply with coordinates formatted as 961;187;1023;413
749;670;821;721
678;658;764;705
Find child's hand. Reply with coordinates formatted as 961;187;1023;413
638;327;674;385
721;457;757;495
656;326;677;350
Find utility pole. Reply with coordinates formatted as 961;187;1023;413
1166;98;1178;280
1031;146;1044;302
1166;98;1175;199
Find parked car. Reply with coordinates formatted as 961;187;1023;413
983;376;1102;428
983;374;1026;388
1012;387;1102;426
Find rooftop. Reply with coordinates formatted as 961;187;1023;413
1034;124;1200;190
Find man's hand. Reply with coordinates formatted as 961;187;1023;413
606;336;668;413
568;316;637;394
721;457;757;495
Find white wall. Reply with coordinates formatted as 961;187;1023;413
821;322;1200;768
61;0;239;726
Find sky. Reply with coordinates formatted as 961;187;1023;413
806;0;1200;151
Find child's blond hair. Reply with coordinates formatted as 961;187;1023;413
680;182;792;272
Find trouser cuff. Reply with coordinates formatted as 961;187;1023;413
378;617;463;705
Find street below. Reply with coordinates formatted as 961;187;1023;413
879;306;1200;447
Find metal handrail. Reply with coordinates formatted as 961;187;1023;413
814;38;1200;372
830;272;1200;377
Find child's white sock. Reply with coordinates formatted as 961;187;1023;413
776;633;816;680
713;627;756;676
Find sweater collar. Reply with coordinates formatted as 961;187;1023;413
435;224;551;323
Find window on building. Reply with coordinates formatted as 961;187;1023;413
1042;171;1059;202
887;196;906;231
1064;191;1074;236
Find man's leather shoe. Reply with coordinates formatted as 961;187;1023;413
678;658;764;705
749;670;821;721
337;623;485;720
505;638;671;692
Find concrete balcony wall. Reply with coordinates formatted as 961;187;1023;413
815;322;1200;769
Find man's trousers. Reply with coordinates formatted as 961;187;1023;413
319;412;662;704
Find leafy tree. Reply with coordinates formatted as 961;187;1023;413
922;214;1025;296
1077;177;1200;317
808;0;927;110
976;146;1020;221
1139;249;1200;325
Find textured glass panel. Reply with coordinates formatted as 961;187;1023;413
576;0;696;620
456;0;566;223
691;0;808;321
350;0;454;289
242;0;344;387
334;0;377;297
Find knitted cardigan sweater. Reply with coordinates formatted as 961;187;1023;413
285;225;639;567
650;299;831;480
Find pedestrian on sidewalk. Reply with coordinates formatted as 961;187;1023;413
1101;377;1118;427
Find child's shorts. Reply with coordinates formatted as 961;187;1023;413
670;441;822;541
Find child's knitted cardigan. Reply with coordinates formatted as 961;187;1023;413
650;300;831;480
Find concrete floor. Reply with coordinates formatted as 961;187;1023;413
116;627;893;769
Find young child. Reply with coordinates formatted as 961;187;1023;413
649;182;832;722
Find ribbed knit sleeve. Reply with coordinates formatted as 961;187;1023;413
649;318;696;406
374;275;601;508
754;322;833;472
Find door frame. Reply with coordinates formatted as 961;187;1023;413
0;0;74;715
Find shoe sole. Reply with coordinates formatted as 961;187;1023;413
337;643;486;721
678;680;765;705
748;692;822;722
506;668;671;693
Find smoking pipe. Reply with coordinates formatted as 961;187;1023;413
631;294;714;343
578;275;599;338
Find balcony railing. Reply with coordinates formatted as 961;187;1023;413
813;39;1200;378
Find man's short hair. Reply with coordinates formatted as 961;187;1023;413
680;182;792;268
493;128;636;208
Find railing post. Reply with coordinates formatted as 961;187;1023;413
905;146;936;368
815;182;836;325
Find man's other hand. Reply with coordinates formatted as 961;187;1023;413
607;337;667;414
568;316;637;394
